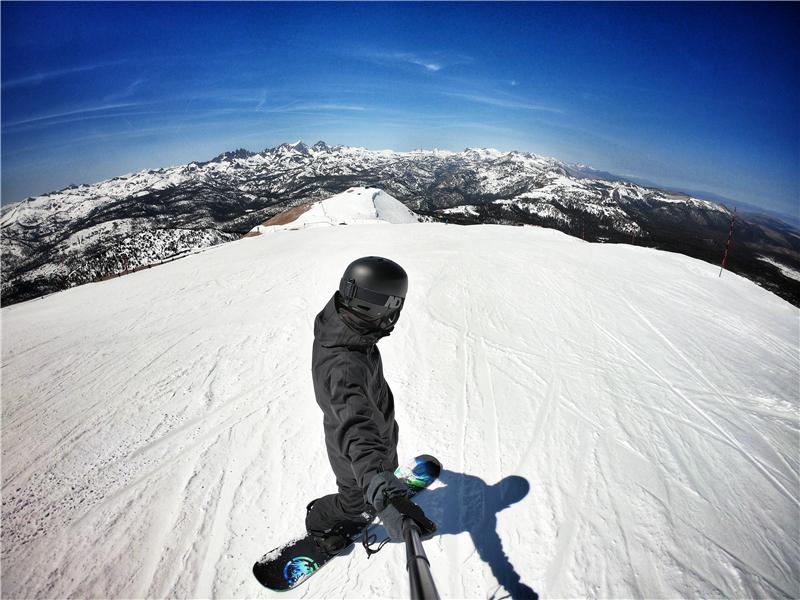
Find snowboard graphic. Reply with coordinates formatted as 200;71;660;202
252;454;441;591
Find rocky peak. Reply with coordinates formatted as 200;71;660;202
211;148;256;163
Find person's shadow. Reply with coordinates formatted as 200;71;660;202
415;469;538;600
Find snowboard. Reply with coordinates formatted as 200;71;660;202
252;454;441;591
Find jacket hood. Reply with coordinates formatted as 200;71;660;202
314;292;392;348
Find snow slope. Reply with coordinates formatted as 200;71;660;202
2;220;798;599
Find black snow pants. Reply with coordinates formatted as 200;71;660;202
305;443;399;535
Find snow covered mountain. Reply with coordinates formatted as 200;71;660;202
2;141;799;306
2;218;797;598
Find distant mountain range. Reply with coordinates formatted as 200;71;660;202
566;164;797;225
2;141;798;306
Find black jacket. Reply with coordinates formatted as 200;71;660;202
312;292;399;497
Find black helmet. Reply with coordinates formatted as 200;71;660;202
339;256;408;320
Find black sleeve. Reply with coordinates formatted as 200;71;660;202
327;358;390;493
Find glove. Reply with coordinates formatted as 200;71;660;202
366;471;437;543
365;471;409;512
376;496;437;542
376;502;406;542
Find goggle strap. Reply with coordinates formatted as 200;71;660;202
350;283;404;309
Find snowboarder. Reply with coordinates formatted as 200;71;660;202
305;256;434;555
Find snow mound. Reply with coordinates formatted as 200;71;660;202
250;187;418;234
1;223;798;599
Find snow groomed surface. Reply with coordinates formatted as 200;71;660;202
2;218;798;598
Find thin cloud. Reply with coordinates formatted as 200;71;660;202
393;53;442;72
2;102;151;129
102;78;147;103
2;59;130;90
5;114;255;159
359;50;470;73
255;90;268;112
2;97;366;134
3;109;173;133
2;106;249;134
3;50;256;92
264;102;366;113
292;103;365;111
443;92;565;115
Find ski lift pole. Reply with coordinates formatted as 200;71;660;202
403;520;440;600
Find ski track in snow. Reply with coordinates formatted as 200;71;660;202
2;222;799;599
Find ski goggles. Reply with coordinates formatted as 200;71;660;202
341;278;405;317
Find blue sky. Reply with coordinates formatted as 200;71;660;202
2;2;798;216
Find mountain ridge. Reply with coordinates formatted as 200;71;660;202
2;141;798;307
